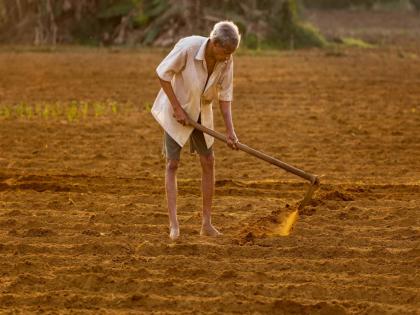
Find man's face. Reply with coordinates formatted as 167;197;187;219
212;41;236;62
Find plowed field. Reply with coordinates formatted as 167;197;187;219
0;46;419;314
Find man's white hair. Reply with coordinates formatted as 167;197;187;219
210;21;241;49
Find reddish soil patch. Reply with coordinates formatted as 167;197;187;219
0;44;419;314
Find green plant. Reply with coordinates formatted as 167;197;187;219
25;104;33;119
50;103;59;118
0;100;142;121
80;101;89;119
67;102;79;122
35;103;43;117
292;22;327;48
110;101;118;114
54;102;64;116
42;104;51;119
93;101;105;117
15;102;25;117
0;105;11;119
133;13;149;27
144;102;152;111
342;37;374;48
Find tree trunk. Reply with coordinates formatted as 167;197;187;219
15;0;22;20
46;0;57;45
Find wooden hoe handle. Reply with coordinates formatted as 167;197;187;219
187;118;319;185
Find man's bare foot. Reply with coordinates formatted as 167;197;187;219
200;224;222;237
169;225;180;240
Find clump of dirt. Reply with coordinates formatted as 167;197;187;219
271;299;347;315
218;270;238;280
299;206;317;216
23;228;56;237
82;229;102;237
306;189;355;208
320;190;355;201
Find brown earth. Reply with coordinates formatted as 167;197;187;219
0;43;420;314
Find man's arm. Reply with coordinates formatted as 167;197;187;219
159;77;189;126
219;100;238;150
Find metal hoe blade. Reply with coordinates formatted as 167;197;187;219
298;177;320;210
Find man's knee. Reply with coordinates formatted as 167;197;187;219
200;154;214;170
166;159;179;172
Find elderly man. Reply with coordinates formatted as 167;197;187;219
152;21;240;240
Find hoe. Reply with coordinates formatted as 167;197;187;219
188;118;320;236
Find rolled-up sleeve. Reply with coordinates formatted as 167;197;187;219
218;61;233;102
156;41;188;82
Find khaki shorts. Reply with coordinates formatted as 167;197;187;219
163;129;213;160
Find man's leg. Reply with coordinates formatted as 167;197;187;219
166;159;180;240
199;153;222;236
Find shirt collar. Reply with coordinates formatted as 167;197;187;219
195;37;210;61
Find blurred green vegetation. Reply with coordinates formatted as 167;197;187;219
341;37;375;48
0;0;416;49
0;100;132;123
301;0;415;9
267;0;326;49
